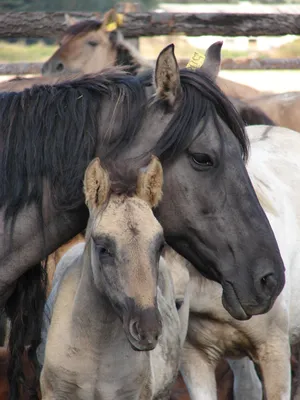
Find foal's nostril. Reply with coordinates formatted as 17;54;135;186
56;62;64;72
129;319;140;341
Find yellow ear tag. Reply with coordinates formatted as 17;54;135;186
186;50;205;70
106;21;118;32
116;13;124;26
105;13;124;32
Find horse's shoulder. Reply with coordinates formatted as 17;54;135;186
47;243;85;321
53;243;85;287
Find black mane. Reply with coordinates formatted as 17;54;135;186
142;68;249;162
115;42;142;75
0;71;147;221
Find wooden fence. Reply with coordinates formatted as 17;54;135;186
1;11;300;38
2;57;300;76
1;10;300;74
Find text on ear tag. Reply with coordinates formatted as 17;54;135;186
186;50;205;70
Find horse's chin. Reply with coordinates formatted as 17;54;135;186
221;287;252;321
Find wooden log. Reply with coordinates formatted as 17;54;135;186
2;57;300;76
1;11;300;38
0;62;43;75
0;12;99;39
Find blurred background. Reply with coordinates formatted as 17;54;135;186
1;0;300;92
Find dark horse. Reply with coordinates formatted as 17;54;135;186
0;42;284;397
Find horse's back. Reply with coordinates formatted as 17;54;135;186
247;125;300;343
216;76;263;99
248;92;300;132
247;125;300;215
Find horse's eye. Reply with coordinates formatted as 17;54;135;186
88;41;98;47
190;153;214;169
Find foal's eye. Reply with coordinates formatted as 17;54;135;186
88;41;99;47
190;153;214;169
98;247;111;257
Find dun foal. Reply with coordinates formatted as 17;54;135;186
40;156;188;399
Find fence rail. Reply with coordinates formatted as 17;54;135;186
1;10;300;75
1;11;300;38
2;57;300;76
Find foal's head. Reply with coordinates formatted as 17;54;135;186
42;9;144;76
84;156;164;351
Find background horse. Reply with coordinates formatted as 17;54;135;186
243;92;300;132
42;9;151;77
41;9;266;102
40;156;189;399
0;43;284;397
229;96;276;126
0;9;273;128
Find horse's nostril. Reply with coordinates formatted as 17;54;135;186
56;63;64;72
175;299;184;310
260;272;277;293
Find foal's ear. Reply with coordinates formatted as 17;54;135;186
64;14;81;27
137;156;163;208
201;41;223;81
154;44;182;107
84;158;110;211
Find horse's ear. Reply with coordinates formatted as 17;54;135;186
84;158;110;211
102;9;118;32
137;156;163;208
154;44;182;107
64;14;81;27
201;41;223;81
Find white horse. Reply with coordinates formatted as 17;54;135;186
178;125;300;400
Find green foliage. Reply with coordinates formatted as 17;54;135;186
0;40;57;62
